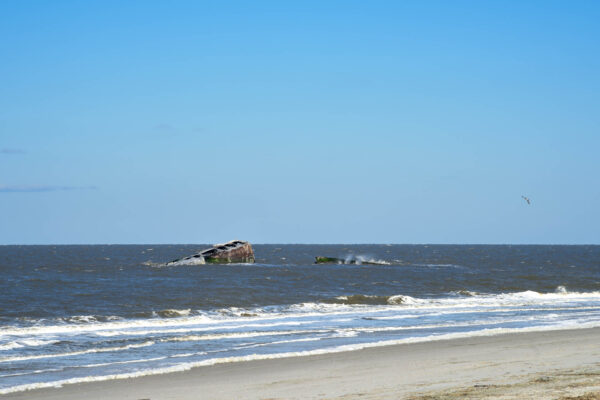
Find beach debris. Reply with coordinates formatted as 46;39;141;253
521;195;531;205
166;240;255;265
314;255;389;265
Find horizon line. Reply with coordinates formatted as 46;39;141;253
0;243;598;246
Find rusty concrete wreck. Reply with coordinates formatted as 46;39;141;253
166;240;255;265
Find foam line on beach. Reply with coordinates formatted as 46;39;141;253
92;319;335;337
158;329;329;343
368;305;600;319
0;316;565;366
2;322;600;395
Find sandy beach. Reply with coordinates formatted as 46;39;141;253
3;327;599;400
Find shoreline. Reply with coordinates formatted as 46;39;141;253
3;327;600;399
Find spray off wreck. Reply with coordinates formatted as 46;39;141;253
314;255;390;265
166;240;255;265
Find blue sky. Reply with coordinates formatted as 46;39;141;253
1;1;599;244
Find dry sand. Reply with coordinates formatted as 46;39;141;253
3;328;600;400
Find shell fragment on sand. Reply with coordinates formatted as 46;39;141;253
166;240;255;265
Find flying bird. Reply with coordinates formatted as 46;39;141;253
521;195;531;205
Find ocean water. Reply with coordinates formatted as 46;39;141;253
1;244;599;394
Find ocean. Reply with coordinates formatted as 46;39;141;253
1;244;599;395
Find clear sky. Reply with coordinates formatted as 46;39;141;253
1;1;599;244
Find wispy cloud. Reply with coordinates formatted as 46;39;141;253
0;185;97;193
151;122;183;138
153;123;175;131
0;148;26;154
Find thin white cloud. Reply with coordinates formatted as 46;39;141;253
153;123;175;131
0;148;26;154
0;185;97;193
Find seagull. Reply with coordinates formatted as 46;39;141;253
521;195;531;205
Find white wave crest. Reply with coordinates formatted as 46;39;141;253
387;295;423;305
0;341;155;363
159;329;327;343
94;320;322;337
384;289;600;309
555;285;568;294
341;254;390;265
2;289;599;341
0;339;58;351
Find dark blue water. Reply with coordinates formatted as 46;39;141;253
0;245;599;394
2;245;599;322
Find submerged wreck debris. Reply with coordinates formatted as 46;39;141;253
166;240;255;266
314;256;389;265
315;256;344;264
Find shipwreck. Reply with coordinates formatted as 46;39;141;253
166;240;255;265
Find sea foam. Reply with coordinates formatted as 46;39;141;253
2;322;600;395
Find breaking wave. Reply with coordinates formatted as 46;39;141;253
0;339;58;351
333;294;420;305
329;287;600;307
2;323;600;395
1;286;599;395
8;280;585;331
2;287;599;336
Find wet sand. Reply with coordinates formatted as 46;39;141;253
3;328;600;399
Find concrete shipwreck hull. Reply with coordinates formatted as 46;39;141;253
166;240;255;266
